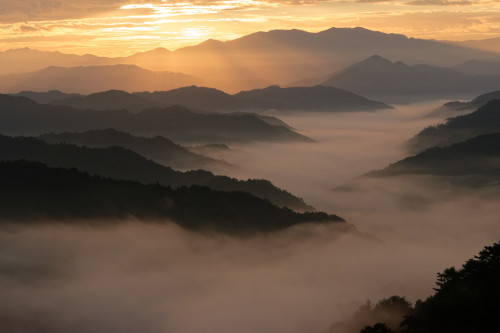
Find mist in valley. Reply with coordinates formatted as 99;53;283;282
1;101;499;333
219;101;500;242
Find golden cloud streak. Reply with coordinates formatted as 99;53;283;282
0;0;499;56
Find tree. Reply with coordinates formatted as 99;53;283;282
402;241;500;333
360;322;393;333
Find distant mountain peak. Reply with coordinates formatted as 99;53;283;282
152;47;170;52
263;85;282;90
6;47;33;52
136;47;171;55
89;89;134;97
362;54;394;65
199;39;224;47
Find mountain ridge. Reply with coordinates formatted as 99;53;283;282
0;94;311;143
14;85;392;113
0;160;344;234
0;134;314;211
2;27;499;92
319;55;500;102
0;64;203;94
39;128;234;172
407;100;500;153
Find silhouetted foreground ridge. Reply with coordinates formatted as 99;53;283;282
0;160;345;234
328;241;500;333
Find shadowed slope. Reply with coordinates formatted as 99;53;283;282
321;55;500;102
0;65;203;94
371;133;500;178
0;134;313;211
39;129;233;172
0;94;312;143
407;100;500;153
0;160;344;235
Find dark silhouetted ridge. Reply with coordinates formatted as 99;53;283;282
0;160;344;234
0;134;313;211
0;94;312;143
39;129;232;171
407;100;500;153
370;132;500;178
235;85;392;111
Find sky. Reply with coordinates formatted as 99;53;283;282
1;0;500;56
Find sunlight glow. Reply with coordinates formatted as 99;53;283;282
0;0;499;55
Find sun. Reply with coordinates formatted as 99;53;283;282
181;27;208;39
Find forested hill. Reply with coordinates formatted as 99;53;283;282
369;133;500;177
0;134;313;211
407;100;500;153
328;241;500;333
39;129;232;172
0;160;345;235
0;94;312;143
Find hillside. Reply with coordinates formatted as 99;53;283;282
14;90;82;104
0;160;344;234
452;59;500;76
320;55;500;102
51;90;158;112
0;94;312;143
407;100;500;153
439;91;500;112
370;133;500;180
328;241;500;333
22;86;391;113
0;64;203;94
136;86;272;112
0;134;313;211
235;85;392;111
39;129;233;172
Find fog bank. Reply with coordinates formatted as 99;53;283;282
0;221;485;333
3;101;498;333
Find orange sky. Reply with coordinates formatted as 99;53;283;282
1;0;500;56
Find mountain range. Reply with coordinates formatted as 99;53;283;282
233;85;392;111
0;134;313;211
369;133;500;184
2;27;499;92
39;129;233;172
451;60;500;76
0;94;311;143
314;55;500;103
439;91;500;112
0;160;344;234
15;85;391;112
0;65;202;94
407;100;500;154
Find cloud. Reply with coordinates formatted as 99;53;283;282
0;1;154;21
0;0;496;24
1;0;500;56
408;0;476;5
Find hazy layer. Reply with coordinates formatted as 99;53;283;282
0;221;485;333
221;102;448;209
2;101;499;333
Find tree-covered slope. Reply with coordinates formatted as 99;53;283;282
0;160;344;235
0;134;313;211
371;133;500;177
0;94;312;143
407;100;500;153
39;129;232;171
327;241;500;333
